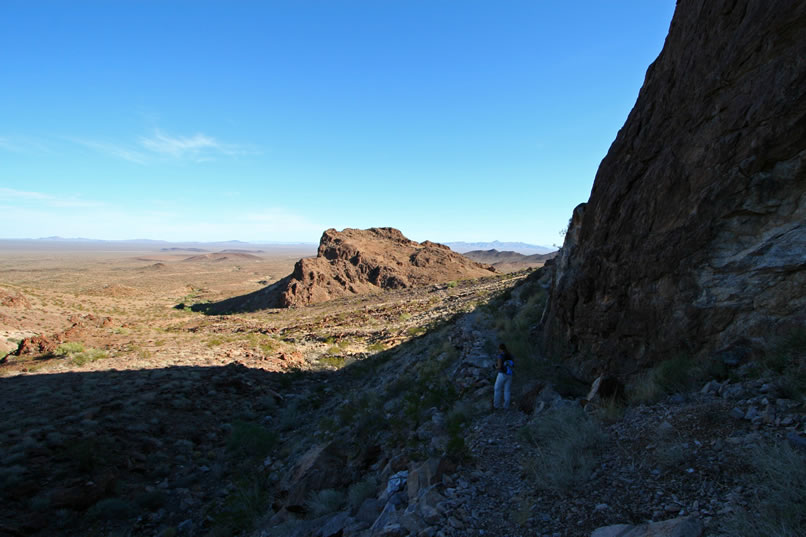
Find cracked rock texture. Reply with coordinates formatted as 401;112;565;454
541;0;806;373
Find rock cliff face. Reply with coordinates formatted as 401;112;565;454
248;228;495;308
540;0;806;374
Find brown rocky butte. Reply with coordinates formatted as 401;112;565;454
213;228;495;311
540;0;806;374
279;227;495;306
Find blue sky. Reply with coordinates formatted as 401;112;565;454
1;1;675;247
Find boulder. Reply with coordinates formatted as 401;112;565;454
591;516;703;537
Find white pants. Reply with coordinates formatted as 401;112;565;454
494;372;512;409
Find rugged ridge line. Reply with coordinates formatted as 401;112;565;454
540;0;806;374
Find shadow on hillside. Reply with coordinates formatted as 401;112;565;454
181;275;292;315
0;361;341;536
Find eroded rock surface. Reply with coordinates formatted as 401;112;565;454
219;228;495;310
541;0;806;373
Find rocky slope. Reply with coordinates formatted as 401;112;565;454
208;228;496;311
540;0;806;374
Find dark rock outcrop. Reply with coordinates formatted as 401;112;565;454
540;0;806;374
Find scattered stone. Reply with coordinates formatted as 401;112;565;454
590;516;703;537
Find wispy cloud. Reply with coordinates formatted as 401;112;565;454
71;138;149;164
0;187;104;208
0;135;52;154
139;130;246;160
69;129;254;164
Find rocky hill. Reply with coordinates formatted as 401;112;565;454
206;228;496;311
540;0;806;375
463;249;557;273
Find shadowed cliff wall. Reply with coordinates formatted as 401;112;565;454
540;0;806;374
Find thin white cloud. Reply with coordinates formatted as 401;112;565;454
0;187;104;208
71;138;148;164
139;129;248;161
68;129;254;164
0;135;52;154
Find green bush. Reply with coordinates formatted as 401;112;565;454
628;355;696;404
54;342;85;356
71;348;108;366
213;475;272;533
347;477;378;513
306;488;345;517
227;421;277;459
519;406;605;492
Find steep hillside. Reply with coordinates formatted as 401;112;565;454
540;0;806;374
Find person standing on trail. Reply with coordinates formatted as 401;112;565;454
493;343;514;410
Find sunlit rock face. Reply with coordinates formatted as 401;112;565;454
540;0;806;373
278;227;496;307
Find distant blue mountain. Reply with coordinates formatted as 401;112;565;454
445;241;555;256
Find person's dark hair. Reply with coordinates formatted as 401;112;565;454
499;343;508;353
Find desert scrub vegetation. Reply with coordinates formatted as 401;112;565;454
212;473;273;535
55;342;109;366
306;488;346;517
519;405;606;493
722;440;806;537
54;342;85;356
627;355;698;404
763;328;806;399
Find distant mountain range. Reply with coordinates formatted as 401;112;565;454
461;249;558;273
1;237;556;256
445;241;555;256
0;237;317;252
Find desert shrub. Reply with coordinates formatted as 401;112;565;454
627;370;664;405
367;342;386;353
227;421;277;459
445;403;471;461
306;488;345;518
320;355;348;369
519;406;605;492
407;326;426;337
627;355;696;404
447;280;458;288
347;477;378;513
596;395;626;423
653;355;694;393
213;475;272;533
207;336;226;347
764;328;806;399
135;490;167;511
722;441;806;537
66;437;109;473
70;348;108;366
54;342;85;356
